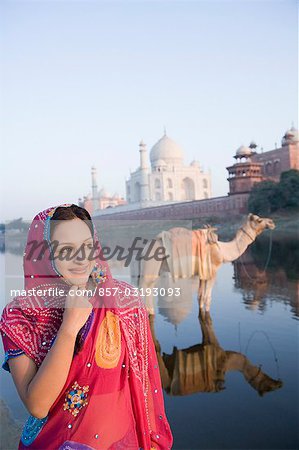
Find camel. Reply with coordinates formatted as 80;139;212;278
149;311;283;397
137;213;275;314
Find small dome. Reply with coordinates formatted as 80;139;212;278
150;133;184;165
190;160;200;167
236;145;252;157
99;187;110;198
281;126;299;146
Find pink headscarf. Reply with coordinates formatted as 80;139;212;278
0;204;174;449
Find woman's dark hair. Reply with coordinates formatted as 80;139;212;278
49;204;94;356
50;204;94;240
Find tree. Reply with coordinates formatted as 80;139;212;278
278;169;299;208
248;169;299;214
248;180;277;215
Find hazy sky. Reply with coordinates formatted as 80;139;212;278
1;0;297;221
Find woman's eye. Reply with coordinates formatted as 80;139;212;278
60;246;73;254
82;243;93;250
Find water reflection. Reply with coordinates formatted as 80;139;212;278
149;311;283;397
234;262;299;318
233;238;299;319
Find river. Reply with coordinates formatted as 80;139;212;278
0;234;298;449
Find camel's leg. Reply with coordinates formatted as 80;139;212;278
198;275;216;312
139;239;163;315
198;280;210;310
198;279;208;310
198;310;220;346
205;275;216;312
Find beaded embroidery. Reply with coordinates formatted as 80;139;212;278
63;381;89;417
91;263;108;284
20;414;48;446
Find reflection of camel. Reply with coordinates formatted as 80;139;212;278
138;214;275;313
149;311;283;397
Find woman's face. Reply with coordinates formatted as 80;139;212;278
51;218;94;287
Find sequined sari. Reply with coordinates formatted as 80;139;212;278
0;204;173;450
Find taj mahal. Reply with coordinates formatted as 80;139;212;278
126;131;211;206
79;131;212;214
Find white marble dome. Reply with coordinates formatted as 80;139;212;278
236;145;252;157
150;134;184;165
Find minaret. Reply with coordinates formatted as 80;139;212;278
91;165;98;213
139;140;150;206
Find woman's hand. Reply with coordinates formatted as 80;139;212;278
61;284;93;337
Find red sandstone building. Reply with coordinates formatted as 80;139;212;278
227;126;299;195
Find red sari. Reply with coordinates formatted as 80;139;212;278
0;204;173;450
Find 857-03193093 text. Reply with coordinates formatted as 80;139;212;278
9;286;182;298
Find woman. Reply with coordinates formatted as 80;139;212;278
0;204;173;450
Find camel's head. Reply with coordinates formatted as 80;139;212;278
249;372;283;397
247;213;275;236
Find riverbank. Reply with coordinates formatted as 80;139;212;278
192;208;299;241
